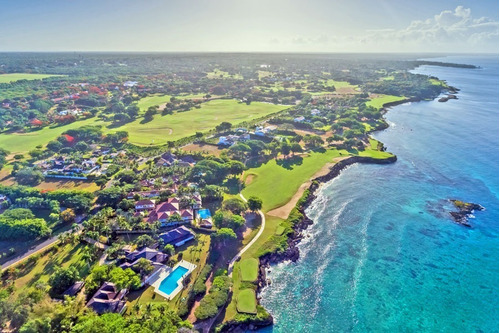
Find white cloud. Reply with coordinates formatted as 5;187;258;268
269;6;498;53
365;6;499;52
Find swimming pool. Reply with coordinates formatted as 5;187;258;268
157;266;189;295
198;208;211;219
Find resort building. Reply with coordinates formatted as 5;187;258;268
86;282;128;314
136;197;194;226
124;247;168;264
134;199;156;211
119;247;168;286
159;226;195;247
62;281;84;298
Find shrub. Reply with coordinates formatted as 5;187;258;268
49;266;80;295
222;198;247;215
194;275;231;320
0;208;51;240
193;264;212;296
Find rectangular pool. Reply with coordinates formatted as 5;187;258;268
198;208;211;219
158;266;189;295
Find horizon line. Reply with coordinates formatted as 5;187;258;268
0;50;498;55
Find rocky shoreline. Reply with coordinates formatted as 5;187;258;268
258;155;397;266
438;94;458;102
253;156;397;325
221;85;458;332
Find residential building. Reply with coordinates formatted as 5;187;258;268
62;281;84;298
159;226;195;247
86;282;127;314
135;199;156;211
144;197;194;226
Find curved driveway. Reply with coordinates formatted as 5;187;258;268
227;193;266;277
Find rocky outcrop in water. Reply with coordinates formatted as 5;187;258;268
438;94;458;102
449;199;485;227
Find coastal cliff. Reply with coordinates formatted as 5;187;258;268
259;155;397;266
217;155;397;332
219;71;462;332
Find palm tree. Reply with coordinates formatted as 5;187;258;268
133;303;142;316
81;246;94;269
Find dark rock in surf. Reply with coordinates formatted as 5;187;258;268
449;199;484;227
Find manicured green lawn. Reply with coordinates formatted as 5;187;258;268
236;289;257;314
0;117;104;154
206;69;243;80
242;149;348;212
322;79;358;89
112;99;288;146
257;71;273;80
369;138;379;150
135;93;223;112
0;73;66;83
0;100;286;152
275;225;285;235
239;258;259;282
136;94;173;111
366;94;407;110
429;78;446;86
13;243;92;296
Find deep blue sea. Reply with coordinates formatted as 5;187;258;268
259;55;499;332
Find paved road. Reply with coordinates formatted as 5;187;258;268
2;236;62;270
2;216;85;270
227;193;266;277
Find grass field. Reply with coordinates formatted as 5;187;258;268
12;243;92;296
258;71;273;80
239;258;259;282
35;179;101;192
429;78;446;86
242;149;348;212
0;73;66;83
135;94;222;112
0;99;286;153
236;289;257;314
136;94;173;111
366;94;407;110
0;117;104;154
181;143;224;156
225;214;283;321
207;69;243;80
113;100;288;146
322;79;357;89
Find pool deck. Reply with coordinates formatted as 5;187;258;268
148;260;197;300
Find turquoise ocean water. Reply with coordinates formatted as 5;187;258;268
258;55;499;332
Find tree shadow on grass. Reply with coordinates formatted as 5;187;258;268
27;272;43;287
140;117;154;125
313;147;327;153
346;148;359;154
223;177;241;195
276;155;303;170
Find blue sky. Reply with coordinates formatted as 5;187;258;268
0;0;498;52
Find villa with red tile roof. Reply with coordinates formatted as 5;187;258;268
134;197;195;227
